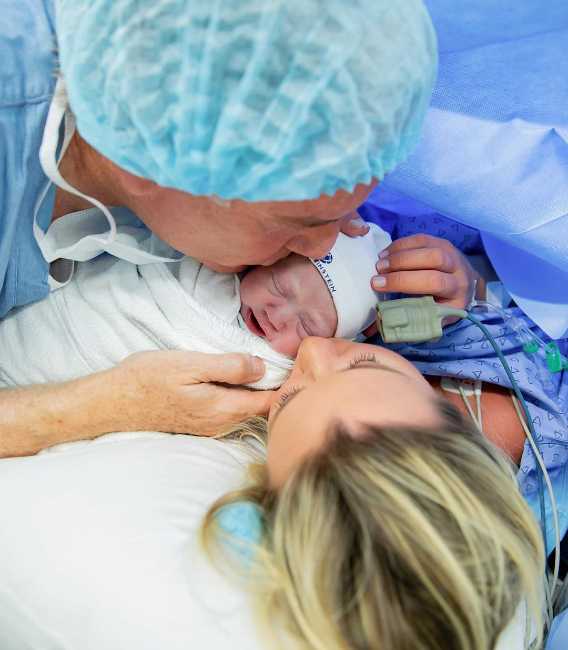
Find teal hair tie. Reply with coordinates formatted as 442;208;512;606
216;502;264;562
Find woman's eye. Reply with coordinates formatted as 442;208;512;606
349;352;377;368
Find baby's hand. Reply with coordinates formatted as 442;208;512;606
372;234;481;312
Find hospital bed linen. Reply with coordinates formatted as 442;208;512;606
0;433;266;650
0;432;534;649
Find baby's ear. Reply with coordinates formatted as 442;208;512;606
362;322;378;339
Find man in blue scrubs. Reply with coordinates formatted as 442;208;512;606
0;0;443;456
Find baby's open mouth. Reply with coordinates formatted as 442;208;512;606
244;307;266;338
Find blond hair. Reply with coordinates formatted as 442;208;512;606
202;403;544;650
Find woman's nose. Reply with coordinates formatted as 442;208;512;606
285;222;341;259
295;337;344;380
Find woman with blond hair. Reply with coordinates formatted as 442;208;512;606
0;336;545;648
203;337;544;650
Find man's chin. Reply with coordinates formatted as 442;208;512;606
201;253;287;274
201;261;248;273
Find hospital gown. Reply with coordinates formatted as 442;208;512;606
383;308;568;556
362;204;568;555
0;0;57;317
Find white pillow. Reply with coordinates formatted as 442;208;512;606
0;432;531;649
0;433;264;650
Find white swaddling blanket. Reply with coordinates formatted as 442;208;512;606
0;254;292;390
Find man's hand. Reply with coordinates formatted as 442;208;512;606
372;234;481;311
111;350;275;436
0;351;275;458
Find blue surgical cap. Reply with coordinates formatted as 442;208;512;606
55;0;437;201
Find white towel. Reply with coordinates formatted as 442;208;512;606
0;255;292;390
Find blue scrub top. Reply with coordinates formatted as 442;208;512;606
0;0;56;318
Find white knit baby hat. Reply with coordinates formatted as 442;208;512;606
310;224;391;339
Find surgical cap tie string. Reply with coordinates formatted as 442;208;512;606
33;78;183;268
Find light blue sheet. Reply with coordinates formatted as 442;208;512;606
377;0;568;338
546;609;568;650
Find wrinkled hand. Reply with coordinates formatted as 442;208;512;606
111;350;275;436
372;234;480;312
340;211;370;238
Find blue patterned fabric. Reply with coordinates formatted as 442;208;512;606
362;196;568;553
55;0;437;201
359;188;483;254
380;309;568;555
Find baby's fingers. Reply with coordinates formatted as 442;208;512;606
372;269;458;298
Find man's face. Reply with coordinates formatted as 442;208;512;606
128;180;377;272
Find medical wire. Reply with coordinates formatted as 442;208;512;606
377;296;561;620
511;394;561;602
464;313;560;619
457;383;482;431
475;387;483;431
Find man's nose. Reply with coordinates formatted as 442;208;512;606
285;222;341;259
295;337;343;380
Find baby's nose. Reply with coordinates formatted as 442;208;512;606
266;306;286;332
268;301;301;334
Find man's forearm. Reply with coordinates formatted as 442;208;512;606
0;349;275;458
0;369;125;458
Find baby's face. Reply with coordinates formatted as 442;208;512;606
239;255;338;357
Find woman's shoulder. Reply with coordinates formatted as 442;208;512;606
429;377;526;463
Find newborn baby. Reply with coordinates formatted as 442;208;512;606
0;219;389;389
239;223;388;356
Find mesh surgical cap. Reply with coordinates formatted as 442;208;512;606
55;0;437;201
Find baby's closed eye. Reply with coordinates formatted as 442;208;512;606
271;271;286;297
298;315;313;338
299;312;335;339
